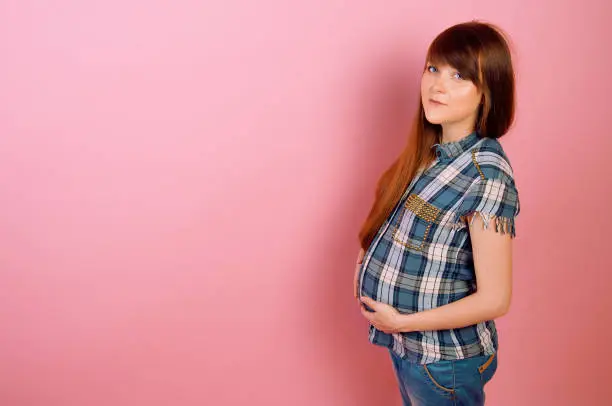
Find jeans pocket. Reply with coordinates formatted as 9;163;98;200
421;361;455;398
477;353;498;384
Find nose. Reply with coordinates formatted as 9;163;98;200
430;75;446;94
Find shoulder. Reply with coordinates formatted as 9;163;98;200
457;137;521;221
468;137;516;185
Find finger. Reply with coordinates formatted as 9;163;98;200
360;296;377;309
373;324;392;334
360;304;374;320
359;304;367;315
373;324;387;333
357;248;365;264
353;267;359;299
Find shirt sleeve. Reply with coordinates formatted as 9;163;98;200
458;177;520;237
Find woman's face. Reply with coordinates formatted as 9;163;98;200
421;62;483;130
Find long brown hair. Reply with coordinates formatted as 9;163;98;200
358;21;516;250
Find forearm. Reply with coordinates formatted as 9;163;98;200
396;292;508;333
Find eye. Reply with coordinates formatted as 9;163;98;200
453;71;464;80
427;65;438;73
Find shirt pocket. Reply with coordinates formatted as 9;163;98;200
391;193;447;252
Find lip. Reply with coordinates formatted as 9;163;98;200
429;99;446;106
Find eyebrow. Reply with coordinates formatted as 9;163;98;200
427;61;461;71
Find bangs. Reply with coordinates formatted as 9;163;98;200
426;28;482;86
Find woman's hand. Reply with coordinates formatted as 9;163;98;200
353;248;365;299
359;296;403;334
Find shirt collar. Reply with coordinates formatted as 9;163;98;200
432;131;481;162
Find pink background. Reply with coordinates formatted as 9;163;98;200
1;1;610;405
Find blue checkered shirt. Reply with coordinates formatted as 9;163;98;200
357;131;520;364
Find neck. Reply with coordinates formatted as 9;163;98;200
440;121;476;144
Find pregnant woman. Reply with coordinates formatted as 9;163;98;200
354;21;521;405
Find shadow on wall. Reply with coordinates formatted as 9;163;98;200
304;50;422;405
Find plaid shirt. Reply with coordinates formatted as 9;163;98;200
357;131;520;364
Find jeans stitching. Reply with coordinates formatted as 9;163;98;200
478;353;496;374
452;360;457;406
422;364;455;397
390;351;411;405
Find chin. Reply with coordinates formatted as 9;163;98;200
423;113;447;125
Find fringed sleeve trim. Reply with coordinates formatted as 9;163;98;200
459;212;516;238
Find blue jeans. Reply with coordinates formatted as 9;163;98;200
389;350;498;405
